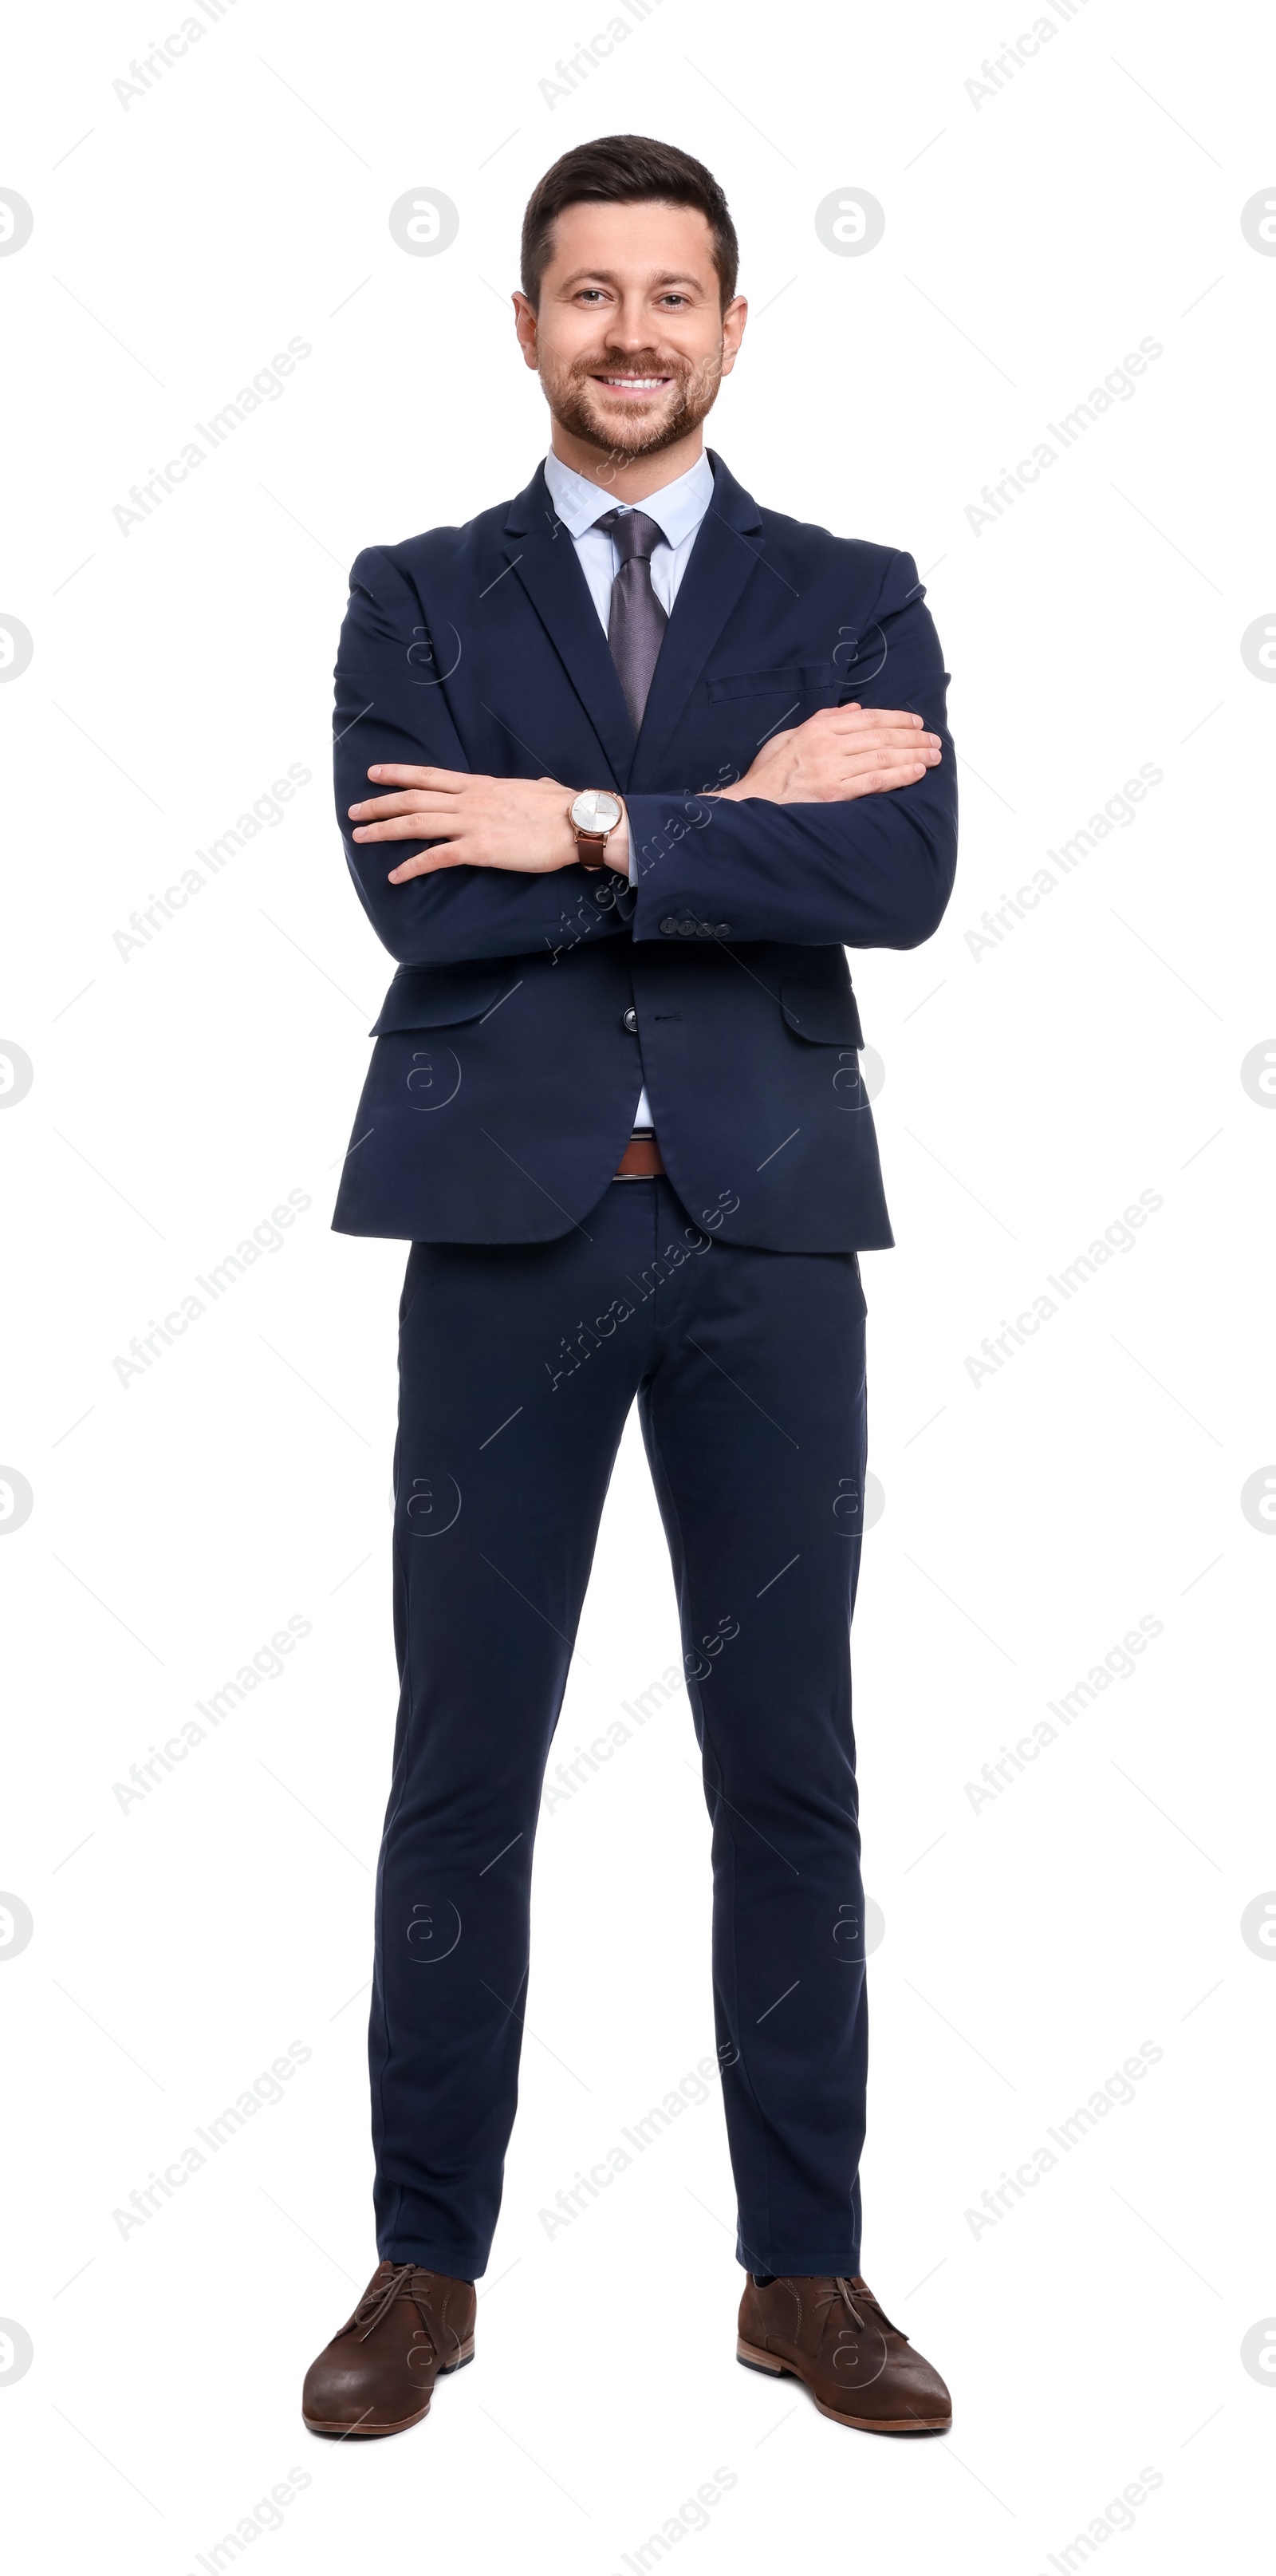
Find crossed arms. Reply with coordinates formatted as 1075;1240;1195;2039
333;542;958;964
349;704;943;882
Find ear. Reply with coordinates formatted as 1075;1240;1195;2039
720;295;748;373
512;290;540;369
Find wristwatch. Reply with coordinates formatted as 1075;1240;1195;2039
568;788;624;870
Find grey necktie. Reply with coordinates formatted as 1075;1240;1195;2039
593;508;668;732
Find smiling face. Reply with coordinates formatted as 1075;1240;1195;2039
514;198;746;491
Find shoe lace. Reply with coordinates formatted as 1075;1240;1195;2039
351;2262;439;2353
813;2277;866;2332
813;2277;901;2337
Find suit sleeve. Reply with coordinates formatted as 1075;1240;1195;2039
333;544;631;965
624;550;958;950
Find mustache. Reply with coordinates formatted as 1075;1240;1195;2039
569;349;690;385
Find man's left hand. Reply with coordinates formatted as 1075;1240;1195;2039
349;766;630;880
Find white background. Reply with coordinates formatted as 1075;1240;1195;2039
2;0;1274;2567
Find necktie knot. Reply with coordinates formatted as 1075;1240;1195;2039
593;507;664;566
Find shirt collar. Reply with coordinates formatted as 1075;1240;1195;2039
543;445;715;548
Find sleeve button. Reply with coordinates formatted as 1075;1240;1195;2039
659;916;677;934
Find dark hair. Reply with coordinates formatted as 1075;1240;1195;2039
521;134;738;309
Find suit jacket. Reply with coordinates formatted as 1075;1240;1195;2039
330;452;957;1251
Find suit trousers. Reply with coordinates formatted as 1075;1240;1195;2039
370;1174;871;2280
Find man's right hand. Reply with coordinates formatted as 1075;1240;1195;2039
714;703;942;805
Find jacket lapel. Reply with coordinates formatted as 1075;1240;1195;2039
629;452;768;787
501;466;636;787
498;452;770;792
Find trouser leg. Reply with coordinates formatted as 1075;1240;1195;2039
636;1180;870;2276
371;1194;652;2275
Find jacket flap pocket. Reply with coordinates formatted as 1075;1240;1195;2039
780;979;864;1047
707;665;840;703
369;967;515;1036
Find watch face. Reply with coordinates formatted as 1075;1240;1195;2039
571;790;621;833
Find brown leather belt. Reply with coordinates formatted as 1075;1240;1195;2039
613;1134;665;1178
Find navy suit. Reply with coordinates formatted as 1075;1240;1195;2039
332;453;956;1251
331;453;957;2282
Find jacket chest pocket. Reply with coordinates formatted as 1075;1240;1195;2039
706;665;841;704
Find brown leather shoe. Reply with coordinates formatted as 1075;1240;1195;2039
738;2273;951;2433
302;2261;476;2437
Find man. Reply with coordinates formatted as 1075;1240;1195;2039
302;134;957;2442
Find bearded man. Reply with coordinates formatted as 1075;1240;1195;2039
301;132;957;2446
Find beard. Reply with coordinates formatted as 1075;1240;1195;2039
542;342;723;464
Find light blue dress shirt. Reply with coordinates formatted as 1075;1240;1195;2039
542;445;715;1130
542;444;715;629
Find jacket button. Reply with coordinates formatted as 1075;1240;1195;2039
659;916;677;933
621;1007;638;1034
